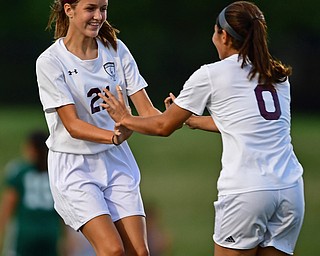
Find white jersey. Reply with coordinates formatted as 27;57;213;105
36;38;147;154
174;54;303;195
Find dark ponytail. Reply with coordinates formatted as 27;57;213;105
217;1;291;85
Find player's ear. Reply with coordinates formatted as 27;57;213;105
64;3;74;19
221;30;229;45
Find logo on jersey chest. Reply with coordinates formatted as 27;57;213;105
68;69;78;75
103;62;116;81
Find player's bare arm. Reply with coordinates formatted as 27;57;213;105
56;103;132;145
164;93;219;133
185;116;220;133
100;87;192;136
0;187;18;251
130;88;162;116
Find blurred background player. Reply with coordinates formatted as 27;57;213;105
0;130;65;256
145;202;172;256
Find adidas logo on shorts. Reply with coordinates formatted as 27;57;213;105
225;236;235;243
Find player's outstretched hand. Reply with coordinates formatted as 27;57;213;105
164;93;176;110
99;86;131;123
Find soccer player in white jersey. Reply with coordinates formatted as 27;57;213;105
36;0;161;255
100;1;305;256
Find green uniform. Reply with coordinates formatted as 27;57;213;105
4;160;62;256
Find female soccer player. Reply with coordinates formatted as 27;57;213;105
0;131;64;256
100;1;305;255
36;0;160;255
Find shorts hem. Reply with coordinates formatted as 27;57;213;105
260;243;294;255
112;211;146;223
214;236;295;255
213;235;259;250
73;211;110;231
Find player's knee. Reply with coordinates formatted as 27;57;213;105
136;247;150;256
126;245;149;256
109;244;126;256
95;243;125;256
138;247;150;256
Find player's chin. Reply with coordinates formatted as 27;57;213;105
85;27;100;37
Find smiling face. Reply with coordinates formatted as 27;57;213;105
65;0;108;39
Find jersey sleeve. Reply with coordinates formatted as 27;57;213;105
174;65;211;116
36;54;75;113
117;40;148;96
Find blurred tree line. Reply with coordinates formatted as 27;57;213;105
1;0;319;112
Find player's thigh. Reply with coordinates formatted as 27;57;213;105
257;246;289;256
214;244;290;256
214;242;258;256
81;214;124;255
115;215;149;254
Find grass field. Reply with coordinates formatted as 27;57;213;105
0;106;319;255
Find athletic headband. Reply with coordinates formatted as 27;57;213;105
218;7;244;42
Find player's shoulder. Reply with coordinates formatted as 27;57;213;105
202;54;243;79
36;40;65;72
97;38;128;59
115;38;132;57
207;54;239;68
37;39;63;62
116;38;126;49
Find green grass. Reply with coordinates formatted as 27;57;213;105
0;106;319;255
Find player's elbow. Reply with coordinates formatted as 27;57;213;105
155;130;172;137
154;123;175;137
64;122;82;139
66;127;79;139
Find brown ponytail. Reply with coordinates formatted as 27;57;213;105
217;1;291;85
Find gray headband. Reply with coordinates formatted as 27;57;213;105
218;7;244;42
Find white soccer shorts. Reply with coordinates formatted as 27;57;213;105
47;143;145;231
213;178;304;255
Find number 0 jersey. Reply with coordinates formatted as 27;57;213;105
36;38;147;154
174;54;303;195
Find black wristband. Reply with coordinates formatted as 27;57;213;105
112;135;120;146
